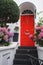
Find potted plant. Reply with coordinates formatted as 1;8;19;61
0;27;14;46
0;0;20;46
34;11;43;60
35;23;43;60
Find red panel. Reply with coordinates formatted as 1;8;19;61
20;15;35;46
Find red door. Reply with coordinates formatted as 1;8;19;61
20;15;35;46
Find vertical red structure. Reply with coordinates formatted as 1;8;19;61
20;15;34;46
19;2;36;47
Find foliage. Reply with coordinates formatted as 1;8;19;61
37;11;43;26
35;26;43;46
35;11;43;46
29;26;43;47
29;11;43;46
0;0;20;26
0;27;13;46
14;26;19;32
34;11;43;46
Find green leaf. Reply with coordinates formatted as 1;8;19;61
0;0;20;25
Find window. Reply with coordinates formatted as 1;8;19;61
22;10;33;14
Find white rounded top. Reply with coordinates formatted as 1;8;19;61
19;2;36;18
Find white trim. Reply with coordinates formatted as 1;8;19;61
19;2;36;18
20;14;34;16
0;42;18;51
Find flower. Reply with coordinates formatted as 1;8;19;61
8;32;14;37
34;26;43;46
29;26;43;46
29;34;33;39
28;11;43;46
0;27;14;46
3;35;9;42
35;26;41;30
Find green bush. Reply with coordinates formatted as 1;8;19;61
0;0;20;26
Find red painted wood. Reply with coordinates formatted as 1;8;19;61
20;15;35;46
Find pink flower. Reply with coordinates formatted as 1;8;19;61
0;27;2;31
0;27;7;32
1;28;5;32
41;29;43;32
7;28;10;31
0;31;4;37
3;35;9;41
41;26;43;29
35;26;41;30
5;30;9;35
29;34;33;39
8;32;14;37
34;36;36;39
0;27;14;43
3;27;7;31
38;32;43;39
